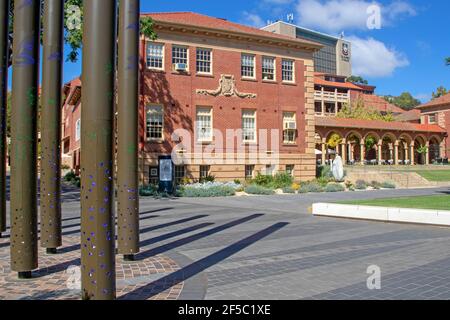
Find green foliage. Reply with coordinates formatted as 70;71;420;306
383;92;421;111
337;98;394;122
327;133;342;148
347;75;368;85
324;183;345;193
139;184;158;197
180;185;236;198
8;1;157;64
63;170;80;187
244;184;275;195
381;181;396;189
299;182;324;193
416;145;428;154
355;180;368;190
370;181;382;189
432;86;448;99
199;174;216;183
446;57;450;66
252;173;273;187
282;186;296;194
365;136;377;150
272;172;294;189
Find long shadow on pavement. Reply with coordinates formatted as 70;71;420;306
120;222;289;300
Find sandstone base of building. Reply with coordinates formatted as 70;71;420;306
138;152;316;185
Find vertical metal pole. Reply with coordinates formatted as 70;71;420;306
0;0;10;239
117;0;140;261
81;0;117;300
40;0;63;254
10;0;41;279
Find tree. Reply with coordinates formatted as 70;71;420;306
337;98;395;122
383;92;421;111
446;57;450;66
8;0;157;64
347;75;368;85
327;133;342;149
432;86;448;99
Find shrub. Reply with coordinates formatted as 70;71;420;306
370;181;382;189
272;172;294;189
299;182;324;193
181;185;235;197
244;184;275;195
291;183;300;191
252;173;274;187
381;181;396;189
178;181;241;198
355;180;368;190
63;171;77;182
139;184;158;197
199;174;216;183
325;183;345;193
345;181;353;189
234;179;241;185
282;186;296;194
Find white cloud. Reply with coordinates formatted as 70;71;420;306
414;93;431;103
349;36;409;77
295;0;416;33
241;11;266;28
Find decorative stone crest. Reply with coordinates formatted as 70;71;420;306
196;75;257;99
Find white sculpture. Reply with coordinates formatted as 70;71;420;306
331;155;345;181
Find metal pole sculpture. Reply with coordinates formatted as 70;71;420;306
10;0;41;279
117;0;140;262
40;0;63;255
81;0;117;300
0;0;9;239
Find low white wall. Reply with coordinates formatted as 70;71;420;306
312;203;450;227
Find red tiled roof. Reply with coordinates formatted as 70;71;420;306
143;12;323;50
315;116;446;134
314;77;363;90
418;93;450;109
352;93;405;113
395;109;421;122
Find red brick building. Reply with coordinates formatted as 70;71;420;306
60;12;448;185
417;93;450;158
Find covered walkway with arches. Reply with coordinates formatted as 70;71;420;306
315;117;447;166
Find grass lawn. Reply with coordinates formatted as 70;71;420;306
338;195;450;211
416;170;450;182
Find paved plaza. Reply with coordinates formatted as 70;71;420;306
2;182;450;300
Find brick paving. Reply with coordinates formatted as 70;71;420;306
0;236;182;300
2;184;450;300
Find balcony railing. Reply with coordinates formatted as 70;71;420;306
314;91;350;103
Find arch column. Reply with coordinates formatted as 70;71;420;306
425;141;430;165
377;140;383;165
348;141;354;162
341;139;347;164
410;142;415;165
321;138;326;165
321;87;325;116
360;143;365;165
394;141;400;165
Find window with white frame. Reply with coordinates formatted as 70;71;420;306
283;112;297;144
196;48;212;74
282;59;294;82
241;54;255;78
174;165;186;184
75;119;81;142
429;114;437;124
262;57;275;81
146;105;164;140
147;43;164;69
196;107;213;142
172;45;188;67
242;110;256;142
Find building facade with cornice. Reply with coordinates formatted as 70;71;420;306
136;12;322;184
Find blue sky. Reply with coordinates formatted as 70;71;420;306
10;0;449;102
